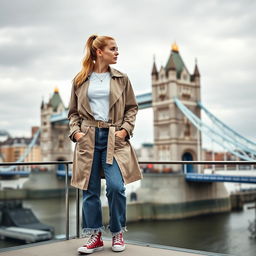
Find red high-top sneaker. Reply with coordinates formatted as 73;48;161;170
112;232;125;252
78;231;104;254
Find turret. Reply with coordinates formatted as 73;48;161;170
151;55;158;80
193;59;200;76
192;59;201;102
192;59;200;83
40;98;44;110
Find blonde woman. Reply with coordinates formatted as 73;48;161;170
67;34;143;254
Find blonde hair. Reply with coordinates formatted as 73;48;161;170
73;34;114;87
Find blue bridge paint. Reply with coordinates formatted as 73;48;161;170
185;173;256;184
0;171;30;176
182;153;194;173
56;170;72;177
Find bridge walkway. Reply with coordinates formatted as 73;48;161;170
0;237;229;256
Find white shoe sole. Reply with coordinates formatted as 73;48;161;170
78;246;104;254
112;245;126;252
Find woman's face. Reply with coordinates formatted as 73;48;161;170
97;39;119;65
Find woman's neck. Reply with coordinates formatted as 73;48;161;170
93;62;109;73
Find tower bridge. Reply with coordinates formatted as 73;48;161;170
1;43;255;184
1;43;256;256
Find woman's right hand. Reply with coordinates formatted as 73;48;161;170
74;132;86;142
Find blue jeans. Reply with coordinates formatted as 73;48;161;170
82;127;127;236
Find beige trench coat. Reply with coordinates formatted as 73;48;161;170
67;66;143;190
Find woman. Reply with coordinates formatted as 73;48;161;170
67;34;143;254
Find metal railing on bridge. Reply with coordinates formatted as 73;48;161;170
0;160;256;241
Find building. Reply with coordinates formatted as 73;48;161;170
136;143;154;161
0;127;41;169
0;153;4;163
0;130;10;143
151;43;202;172
203;149;238;170
40;87;72;170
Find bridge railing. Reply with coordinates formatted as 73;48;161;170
138;160;256;174
0;160;256;241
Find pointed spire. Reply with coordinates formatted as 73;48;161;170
40;96;44;109
54;86;59;93
151;54;158;76
49;88;65;111
193;58;200;77
171;42;179;52
166;54;176;71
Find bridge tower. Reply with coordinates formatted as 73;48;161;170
151;43;202;172
40;88;72;171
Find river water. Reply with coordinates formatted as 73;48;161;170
0;196;255;256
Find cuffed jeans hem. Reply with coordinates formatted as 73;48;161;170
106;225;128;236
81;226;106;237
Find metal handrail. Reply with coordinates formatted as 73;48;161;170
138;161;256;165
0;161;72;166
1;160;256;166
1;160;255;241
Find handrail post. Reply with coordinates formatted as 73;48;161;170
76;188;80;238
65;163;69;240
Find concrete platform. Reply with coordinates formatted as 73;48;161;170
0;237;229;256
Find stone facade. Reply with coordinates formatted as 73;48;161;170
151;43;202;172
0;128;41;169
40;88;72;170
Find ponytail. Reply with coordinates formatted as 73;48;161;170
73;34;114;88
73;34;98;87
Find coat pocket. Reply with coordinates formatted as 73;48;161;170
77;127;90;154
114;135;127;150
81;125;90;135
76;126;90;144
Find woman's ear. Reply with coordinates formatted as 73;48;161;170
96;48;102;57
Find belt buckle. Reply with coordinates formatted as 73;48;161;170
97;120;103;128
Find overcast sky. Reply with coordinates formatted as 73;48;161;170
0;0;255;150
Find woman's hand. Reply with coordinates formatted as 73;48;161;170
74;132;85;142
114;129;128;139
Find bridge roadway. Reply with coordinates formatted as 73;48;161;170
0;237;229;256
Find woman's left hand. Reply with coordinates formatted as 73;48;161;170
115;129;128;139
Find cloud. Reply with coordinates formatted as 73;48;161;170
0;0;255;152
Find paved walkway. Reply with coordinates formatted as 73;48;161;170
0;238;229;256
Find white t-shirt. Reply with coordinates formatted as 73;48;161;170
87;72;111;121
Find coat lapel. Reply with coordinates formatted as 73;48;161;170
108;66;125;111
75;66;125;119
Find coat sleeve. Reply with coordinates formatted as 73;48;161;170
120;75;138;139
67;81;82;143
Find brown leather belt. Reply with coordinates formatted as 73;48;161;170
81;119;123;165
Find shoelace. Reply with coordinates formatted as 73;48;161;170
87;233;99;246
113;233;123;244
